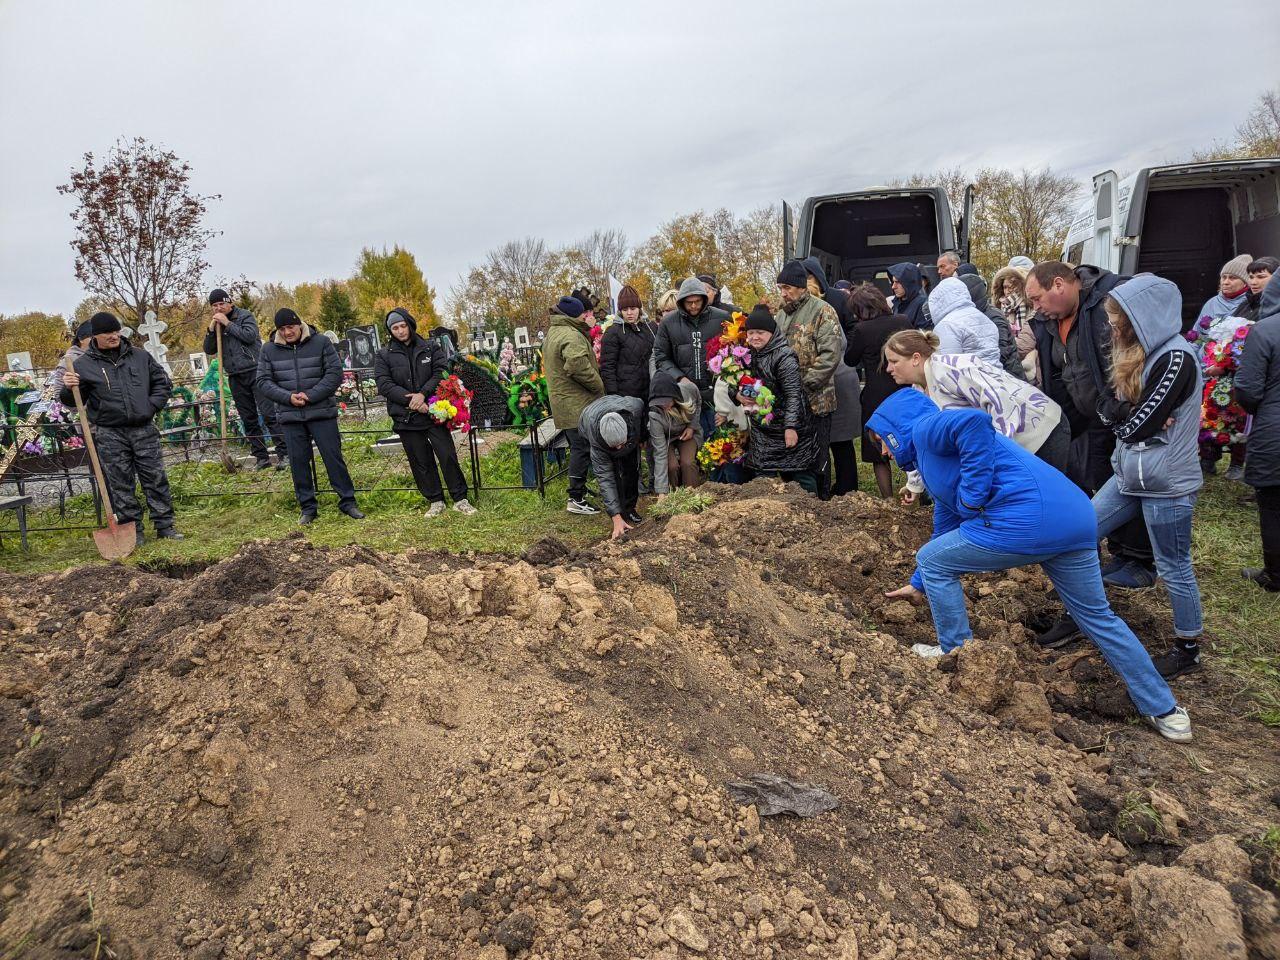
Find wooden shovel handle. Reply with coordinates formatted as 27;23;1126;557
70;384;115;521
216;324;228;442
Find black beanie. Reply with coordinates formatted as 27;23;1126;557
208;288;231;305
696;273;718;287
648;371;684;403
777;260;807;288
74;320;94;342
274;308;302;329
89;311;122;335
555;296;585;319
744;304;777;334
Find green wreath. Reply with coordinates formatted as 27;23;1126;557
159;386;197;429
507;373;549;427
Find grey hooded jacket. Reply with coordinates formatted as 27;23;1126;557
1104;275;1203;498
653;276;730;403
928;278;1002;367
580;395;646;517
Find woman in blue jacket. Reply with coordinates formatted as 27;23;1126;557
868;389;1191;742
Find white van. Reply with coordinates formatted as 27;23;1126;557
784;185;973;292
1062;157;1280;324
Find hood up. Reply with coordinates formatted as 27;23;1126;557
648;371;684;403
385;307;417;337
1258;271;1280;323
928;276;978;323
888;262;923;301
958;274;992;313
676;276;710;311
865;388;939;472
1107;274;1183;355
801;256;829;295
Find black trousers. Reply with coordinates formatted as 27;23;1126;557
228;372;286;464
94;423;175;530
564;427;591;501
399;426;468;504
812;413;833;500
615;447;640;515
829;439;859;496
1075;423;1154;566
281;418;356;513
1034;416;1072;474
1258;486;1280;580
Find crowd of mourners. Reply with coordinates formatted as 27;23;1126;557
51;248;1280;746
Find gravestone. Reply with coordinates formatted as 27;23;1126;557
6;352;32;373
514;326;530;348
138;310;172;376
346;325;379;372
188;353;209;376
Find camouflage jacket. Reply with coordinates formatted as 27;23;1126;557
775;293;841;416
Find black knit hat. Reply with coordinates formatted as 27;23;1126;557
74;320;94;343
273;307;302;329
696;273;718;286
777;260;807;288
89;311;122;335
208;288;231;305
555;296;585;319
744;303;777;334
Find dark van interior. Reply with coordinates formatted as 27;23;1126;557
803;192;947;294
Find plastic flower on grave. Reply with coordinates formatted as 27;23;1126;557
428;399;458;423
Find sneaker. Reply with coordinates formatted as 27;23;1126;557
156;528;184;541
1242;568;1280;592
425;501;446;519
1035;614;1083;650
567;498;599;516
622;510;643;525
299;512;318;525
1103;561;1158;590
1099;555;1126;577
250;460;271;472
1225;463;1245;482
453;499;477;516
911;643;946;659
1200;459;1217;476
1145;706;1193;743
340;504;365;520
274;460;288;471
1152;645;1202;680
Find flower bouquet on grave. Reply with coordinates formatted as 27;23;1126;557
429;374;473;432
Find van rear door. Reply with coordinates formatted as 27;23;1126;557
1091;170;1120;272
782;201;796;261
957;185;974;263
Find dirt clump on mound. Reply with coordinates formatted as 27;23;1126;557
1;482;1277;960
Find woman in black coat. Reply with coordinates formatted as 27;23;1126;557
844;283;911;496
599;285;656;400
1236;272;1280;591
374;307;476;517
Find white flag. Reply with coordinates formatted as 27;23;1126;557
608;274;624;314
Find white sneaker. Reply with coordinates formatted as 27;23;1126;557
453;499;477;516
1145;706;1193;743
912;643;945;659
425;501;446;519
566;498;599;515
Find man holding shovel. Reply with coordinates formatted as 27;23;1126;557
203;288;285;470
61;312;183;544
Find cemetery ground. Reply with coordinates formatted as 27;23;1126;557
1;432;1279;958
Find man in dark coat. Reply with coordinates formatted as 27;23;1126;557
61;312;181;543
889;263;931;330
697;273;737;314
580;394;646;539
374;307;475;517
653;276;730;437
256;308;363;524
202;288;285;469
958;273;1026;380
1236;272;1280;591
599;285;656;400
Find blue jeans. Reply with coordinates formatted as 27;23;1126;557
1092;478;1202;639
915;531;1176;717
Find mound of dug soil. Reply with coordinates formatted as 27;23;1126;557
2;484;1277;960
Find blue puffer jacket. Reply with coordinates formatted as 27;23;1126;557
867;389;1098;589
255;325;343;423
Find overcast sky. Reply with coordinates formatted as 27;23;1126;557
1;0;1276;317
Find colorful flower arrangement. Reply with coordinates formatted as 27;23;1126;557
21;434;84;456
507;373;550;426
15;399;84;456
429;374;473;432
498;339;518;379
737;375;776;425
1186;317;1253;447
588;322;606;364
465;353;505;384
0;370;36;390
695;424;748;472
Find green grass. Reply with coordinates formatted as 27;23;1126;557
648;487;715;517
0;418;603;575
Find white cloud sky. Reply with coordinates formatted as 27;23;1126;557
1;0;1276;316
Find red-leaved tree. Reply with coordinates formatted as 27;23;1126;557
57;137;219;323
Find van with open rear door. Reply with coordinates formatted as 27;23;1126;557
784;184;973;294
1062;157;1280;327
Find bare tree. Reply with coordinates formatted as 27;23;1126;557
57;137;220;323
563;229;629;293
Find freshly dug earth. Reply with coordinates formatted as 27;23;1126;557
2;481;1278;960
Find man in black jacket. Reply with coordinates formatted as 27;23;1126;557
61;312;182;543
653;276;730;438
203;288;285;470
256;309;363;523
373;307;475;517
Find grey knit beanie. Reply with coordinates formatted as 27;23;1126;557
598;412;628;447
1221;254;1253;283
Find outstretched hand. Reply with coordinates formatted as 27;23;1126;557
899;485;918;505
884;584;923;603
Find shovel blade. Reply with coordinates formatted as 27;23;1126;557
93;519;137;560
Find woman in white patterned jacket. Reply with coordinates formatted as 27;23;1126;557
881;328;1072;502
